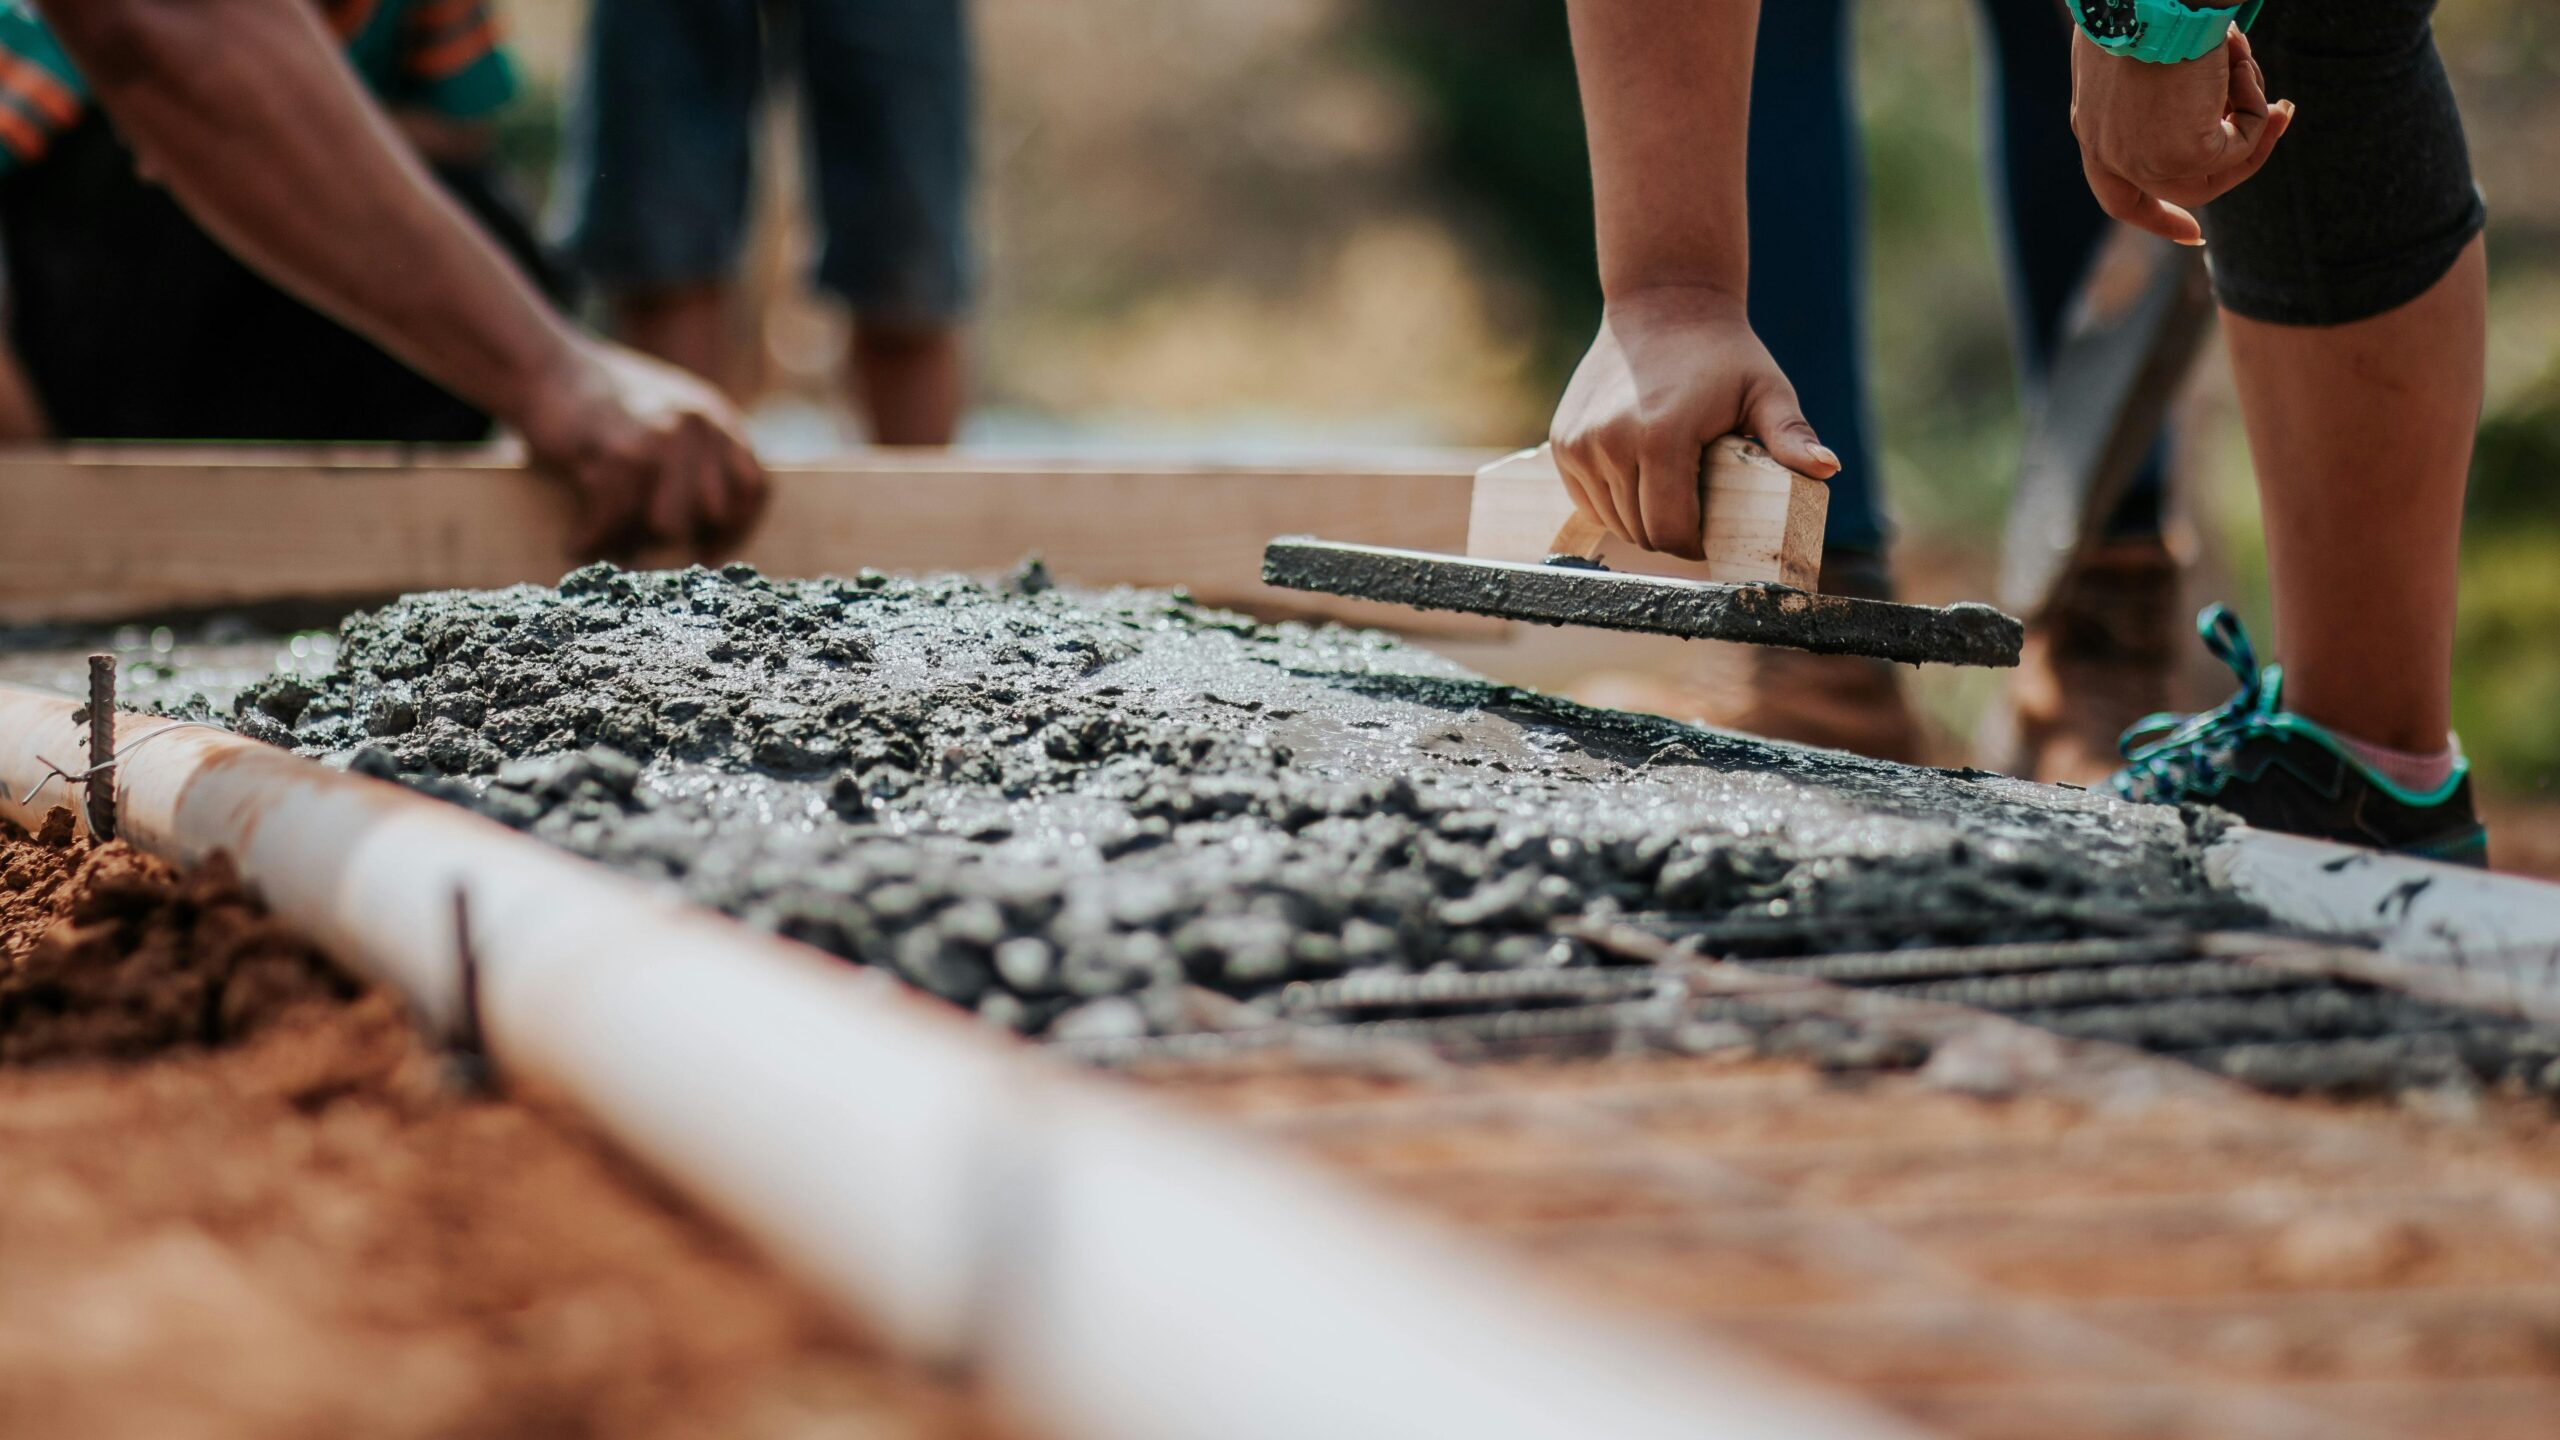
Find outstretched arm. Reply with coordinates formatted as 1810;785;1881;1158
45;0;768;556
1551;0;1834;562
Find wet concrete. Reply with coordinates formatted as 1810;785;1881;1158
0;614;342;715
215;563;2223;1040
1262;540;2024;667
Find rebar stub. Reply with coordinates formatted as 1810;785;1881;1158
84;654;116;840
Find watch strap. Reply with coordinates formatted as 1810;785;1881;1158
2145;0;2257;63
2073;0;2266;64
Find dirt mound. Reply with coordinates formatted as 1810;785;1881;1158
0;809;991;1439
2;809;351;1065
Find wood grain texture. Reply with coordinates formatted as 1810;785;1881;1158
1;447;1503;634
1465;438;1824;588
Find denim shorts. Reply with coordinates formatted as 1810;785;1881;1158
2199;0;2484;327
552;0;973;325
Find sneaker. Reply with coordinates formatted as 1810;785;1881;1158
1565;552;1927;764
2105;605;2488;867
1979;537;2178;786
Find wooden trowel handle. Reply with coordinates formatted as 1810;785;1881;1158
1467;436;1827;589
1547;509;1612;562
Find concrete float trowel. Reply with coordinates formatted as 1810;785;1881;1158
1264;436;2024;668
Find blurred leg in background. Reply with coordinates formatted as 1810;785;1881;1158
558;0;973;446
556;0;762;396
1973;0;2179;785
798;0;974;445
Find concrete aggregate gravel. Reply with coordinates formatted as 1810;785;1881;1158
220;563;2245;1040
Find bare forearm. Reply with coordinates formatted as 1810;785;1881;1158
1564;0;1760;306
50;0;580;425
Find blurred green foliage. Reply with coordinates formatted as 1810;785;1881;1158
2454;530;2560;792
2459;366;2560;787
1353;0;1598;386
1842;7;2017;538
2469;365;2560;530
494;76;566;211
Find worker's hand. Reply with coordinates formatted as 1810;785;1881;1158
2071;26;2295;247
516;337;772;560
1549;288;1838;561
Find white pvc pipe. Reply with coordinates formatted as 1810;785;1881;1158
0;683;1918;1440
2211;827;2560;1025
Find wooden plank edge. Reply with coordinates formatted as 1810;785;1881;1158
0;452;1512;640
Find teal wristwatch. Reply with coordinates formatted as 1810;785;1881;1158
2068;0;2265;64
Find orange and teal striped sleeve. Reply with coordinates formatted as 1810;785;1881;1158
0;0;514;178
0;9;87;175
384;0;517;118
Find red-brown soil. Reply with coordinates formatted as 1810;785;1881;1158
1;807;352;1064
0;813;991;1440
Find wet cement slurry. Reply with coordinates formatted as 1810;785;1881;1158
221;565;2227;1032
181;562;2559;1095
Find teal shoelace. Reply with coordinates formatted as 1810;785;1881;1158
2106;604;2283;803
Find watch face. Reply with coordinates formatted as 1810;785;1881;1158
2082;0;2144;43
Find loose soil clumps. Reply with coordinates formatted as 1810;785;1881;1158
2;807;349;1064
237;564;2249;1041
0;811;991;1439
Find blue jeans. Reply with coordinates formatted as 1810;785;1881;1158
553;0;974;325
1748;0;2166;554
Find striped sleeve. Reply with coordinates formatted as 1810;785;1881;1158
396;0;517;118
0;10;87;175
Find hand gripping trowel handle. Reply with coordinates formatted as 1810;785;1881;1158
1467;436;1828;590
1258;431;2024;667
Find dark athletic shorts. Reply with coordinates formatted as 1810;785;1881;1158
2198;0;2486;327
552;0;974;326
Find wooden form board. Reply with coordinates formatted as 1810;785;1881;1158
0;446;1502;633
1465;438;1825;589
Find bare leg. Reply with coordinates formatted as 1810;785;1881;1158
850;321;962;446
611;282;734;396
2220;236;2484;753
